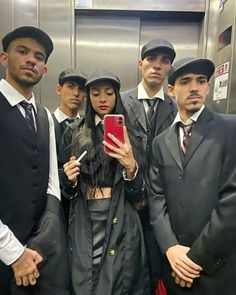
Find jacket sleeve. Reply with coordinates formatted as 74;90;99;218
124;167;147;205
148;138;178;254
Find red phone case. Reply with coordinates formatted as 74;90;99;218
103;114;124;152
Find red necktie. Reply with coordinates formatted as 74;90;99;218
180;122;194;154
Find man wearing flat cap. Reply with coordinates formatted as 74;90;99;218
52;69;87;227
121;38;177;293
0;26;69;294
53;68;87;153
149;57;236;294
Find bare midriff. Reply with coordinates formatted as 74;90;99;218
86;187;111;199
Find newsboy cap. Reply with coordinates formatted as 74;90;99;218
86;69;120;90
141;38;176;63
2;26;53;62
168;57;215;85
58;69;87;86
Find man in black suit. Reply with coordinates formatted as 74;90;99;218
52;68;87;152
0;26;69;294
121;39;177;293
149;57;236;294
52;69;87;228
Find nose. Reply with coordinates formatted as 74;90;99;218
25;53;37;65
153;59;161;69
73;86;80;96
189;80;199;92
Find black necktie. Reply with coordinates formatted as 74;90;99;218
20;101;35;132
179;121;194;154
146;98;158;121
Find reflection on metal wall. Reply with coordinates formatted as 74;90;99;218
75;15;140;91
0;0;73;112
75;13;200;91
207;0;236;114
75;0;205;12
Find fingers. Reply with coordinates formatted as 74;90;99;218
28;273;37;285
34;252;43;265
11;248;42;287
63;157;80;183
172;271;193;288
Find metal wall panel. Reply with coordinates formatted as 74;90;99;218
39;0;73;111
75;15;140;91
207;0;235;113
0;0;13;80
75;0;205;12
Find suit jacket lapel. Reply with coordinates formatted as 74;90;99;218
183;108;214;166
165;125;183;170
128;88;147;132
154;96;174;135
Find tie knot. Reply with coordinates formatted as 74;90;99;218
20;101;33;112
179;121;194;135
65;118;74;124
145;98;158;107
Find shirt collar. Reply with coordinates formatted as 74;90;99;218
53;107;80;124
95;114;103;126
0;79;37;112
138;82;165;101
172;105;205;126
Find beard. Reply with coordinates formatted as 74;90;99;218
14;74;42;87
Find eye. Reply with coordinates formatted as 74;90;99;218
162;58;171;65
35;54;45;61
199;78;207;84
17;48;27;55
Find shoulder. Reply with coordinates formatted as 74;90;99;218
121;87;138;100
164;93;177;110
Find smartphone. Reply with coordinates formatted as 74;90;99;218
103;114;125;153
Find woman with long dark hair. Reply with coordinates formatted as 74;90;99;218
59;69;150;295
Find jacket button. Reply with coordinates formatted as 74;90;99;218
108;248;116;256
112;217;118;224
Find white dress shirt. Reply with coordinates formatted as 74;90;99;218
53;107;80;124
138;82;165;113
0;79;60;265
172;105;205;146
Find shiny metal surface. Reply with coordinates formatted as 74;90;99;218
39;0;73;110
2;0;234;114
75;14;140;91
75;0;205;12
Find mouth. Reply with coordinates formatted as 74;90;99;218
98;105;108;110
21;66;37;74
150;72;161;78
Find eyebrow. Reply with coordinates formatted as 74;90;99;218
15;45;46;59
179;74;207;81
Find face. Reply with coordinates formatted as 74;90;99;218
0;38;48;89
168;73;210;122
89;81;116;119
57;81;86;114
139;51;172;90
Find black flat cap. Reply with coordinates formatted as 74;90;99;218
141;38;176;63
168;57;215;85
86;69;120;90
58;69;87;86
2;26;53;62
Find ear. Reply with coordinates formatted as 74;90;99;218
138;59;143;70
0;51;8;67
43;65;48;75
167;84;175;98
56;84;62;95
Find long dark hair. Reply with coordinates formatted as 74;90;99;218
72;80;146;195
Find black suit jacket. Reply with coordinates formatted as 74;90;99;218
121;87;177;152
149;107;236;294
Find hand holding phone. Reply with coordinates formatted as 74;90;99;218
103;114;124;153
